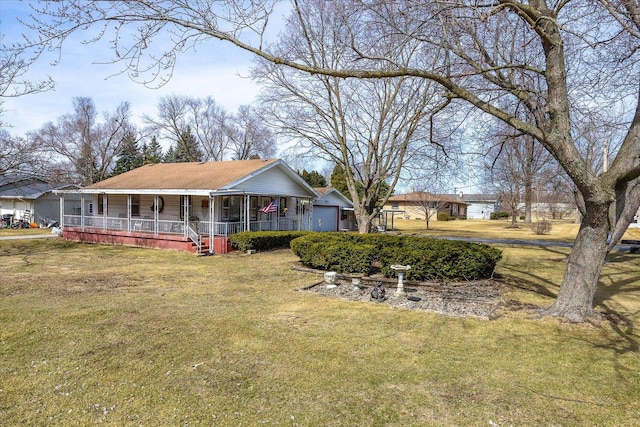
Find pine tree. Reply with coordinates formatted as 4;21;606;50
174;127;203;162
111;132;142;176
142;136;163;164
299;169;327;187
163;146;177;163
330;165;352;200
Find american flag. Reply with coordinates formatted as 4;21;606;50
261;199;278;213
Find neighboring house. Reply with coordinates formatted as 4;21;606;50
57;159;318;254
0;174;79;225
384;192;468;221
312;187;356;231
458;193;500;220
517;197;576;220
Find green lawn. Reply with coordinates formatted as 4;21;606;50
1;237;639;425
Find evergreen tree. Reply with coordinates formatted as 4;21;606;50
111;132;142;176
330;165;352;200
299;169;328;187
174;126;203;162
142;136;163;164
163;146;176;163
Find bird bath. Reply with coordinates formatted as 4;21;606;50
390;265;411;296
324;271;337;288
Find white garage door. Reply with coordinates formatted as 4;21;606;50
313;206;339;232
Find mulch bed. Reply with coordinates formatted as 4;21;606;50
299;277;503;320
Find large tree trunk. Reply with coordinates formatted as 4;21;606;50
356;211;372;233
541;201;610;322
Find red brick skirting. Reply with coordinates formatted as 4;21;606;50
62;227;232;254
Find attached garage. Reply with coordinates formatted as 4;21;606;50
312;187;356;232
312;205;339;231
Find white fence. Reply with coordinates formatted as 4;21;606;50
63;215;301;236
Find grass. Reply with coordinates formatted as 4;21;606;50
389;217;640;242
1;233;640;425
0;227;54;237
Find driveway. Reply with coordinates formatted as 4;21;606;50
431;235;634;252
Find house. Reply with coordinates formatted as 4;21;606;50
384;192;468;221
312;187;356;231
57;159;318;254
458;193;500;219
0;174;79;226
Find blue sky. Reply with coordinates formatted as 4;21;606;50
1;1;264;137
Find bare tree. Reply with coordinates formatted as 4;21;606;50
486;140;523;228
32;97;135;185
145;95;273;161
410;192;447;230
0;129;46;175
228;105;276;160
0;39;54;99
187;97;232;161
10;0;640;321
484;125;553;224
254;0;445;232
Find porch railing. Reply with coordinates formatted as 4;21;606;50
63;215;301;237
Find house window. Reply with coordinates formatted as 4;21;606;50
222;197;230;221
391;202;399;209
279;197;288;217
250;196;259;221
180;195;192;220
131;195;140;217
221;196;241;222
97;194;104;215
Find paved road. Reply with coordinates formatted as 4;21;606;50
424;235;636;252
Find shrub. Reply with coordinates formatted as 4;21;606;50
290;233;376;274
230;231;309;252
531;221;552;235
437;213;450;221
380;238;502;281
490;211;510;220
290;233;502;281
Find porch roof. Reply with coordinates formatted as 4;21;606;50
71;159;318;198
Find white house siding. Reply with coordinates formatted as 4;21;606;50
466;203;495;220
235;167;306;196
0;199;31;221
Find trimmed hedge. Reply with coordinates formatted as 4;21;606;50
290;233;502;281
380;239;502;281
229;231;310;252
490;211;510;220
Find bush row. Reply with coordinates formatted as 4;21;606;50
490;211;510;220
229;231;310;252
290;232;502;281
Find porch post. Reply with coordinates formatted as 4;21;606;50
209;195;214;254
127;194;131;232
103;195;108;230
184;195;189;237
153;195;158;235
245;194;250;232
59;195;65;227
80;194;85;230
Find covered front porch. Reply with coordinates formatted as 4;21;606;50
58;190;313;254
